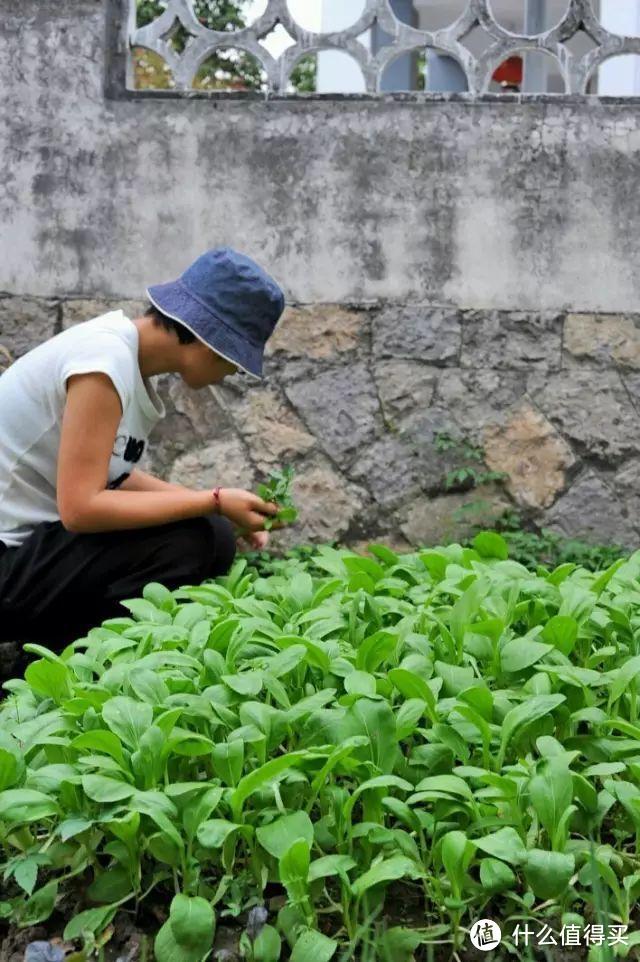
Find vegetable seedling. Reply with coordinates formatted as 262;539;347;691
257;465;298;530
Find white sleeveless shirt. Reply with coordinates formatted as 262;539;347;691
0;311;165;548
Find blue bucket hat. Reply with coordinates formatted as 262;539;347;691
146;246;285;380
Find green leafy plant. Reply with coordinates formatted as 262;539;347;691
432;432;508;492
2;533;640;959
434;431;484;461
444;466;507;491
257;466;298;531
490;513;627;572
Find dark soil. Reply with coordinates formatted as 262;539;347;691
0;911;611;962
0;912;245;962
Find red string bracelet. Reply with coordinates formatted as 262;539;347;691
212;487;222;515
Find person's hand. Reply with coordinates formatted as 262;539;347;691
236;529;270;553
217;488;279;532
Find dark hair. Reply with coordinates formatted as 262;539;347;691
145;304;196;345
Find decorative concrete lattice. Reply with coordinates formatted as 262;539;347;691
126;0;640;95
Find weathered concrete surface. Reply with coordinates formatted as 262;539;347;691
3;0;640;312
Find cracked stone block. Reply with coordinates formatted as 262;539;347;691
424;368;527;438
621;371;640;413
147;375;231;475
168;433;255;491
544;470;634;547
461;311;563;371
0;295;58;362
483;402;575;509
373;359;437;431
614;458;640;496
350;424;466;500
267;304;367;363
169;379;232;440
210;385;315;474
348;436;426;508
372;306;461;363
610;460;640;545
0;343;12;374
528;368;640;462
396;484;511;548
62;298;146;328
285;362;382;464
564;313;640;369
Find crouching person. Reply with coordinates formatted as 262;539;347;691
0;247;285;650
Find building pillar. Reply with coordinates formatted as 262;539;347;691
316;0;368;93
522;0;548;92
427;52;467;92
599;0;640;95
372;0;417;91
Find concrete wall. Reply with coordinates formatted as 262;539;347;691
4;0;640;312
2;0;640;553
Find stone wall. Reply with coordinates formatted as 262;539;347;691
3;294;640;550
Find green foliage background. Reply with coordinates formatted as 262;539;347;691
136;0;316;92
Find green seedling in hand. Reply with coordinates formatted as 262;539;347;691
257;465;298;530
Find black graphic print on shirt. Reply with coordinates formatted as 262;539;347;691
113;434;146;464
108;473;130;490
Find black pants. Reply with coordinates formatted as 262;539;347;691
0;516;236;651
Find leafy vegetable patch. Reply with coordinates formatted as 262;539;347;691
2;533;640;960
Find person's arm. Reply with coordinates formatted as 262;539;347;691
56;373;277;534
121;469;272;550
119;468;187;493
